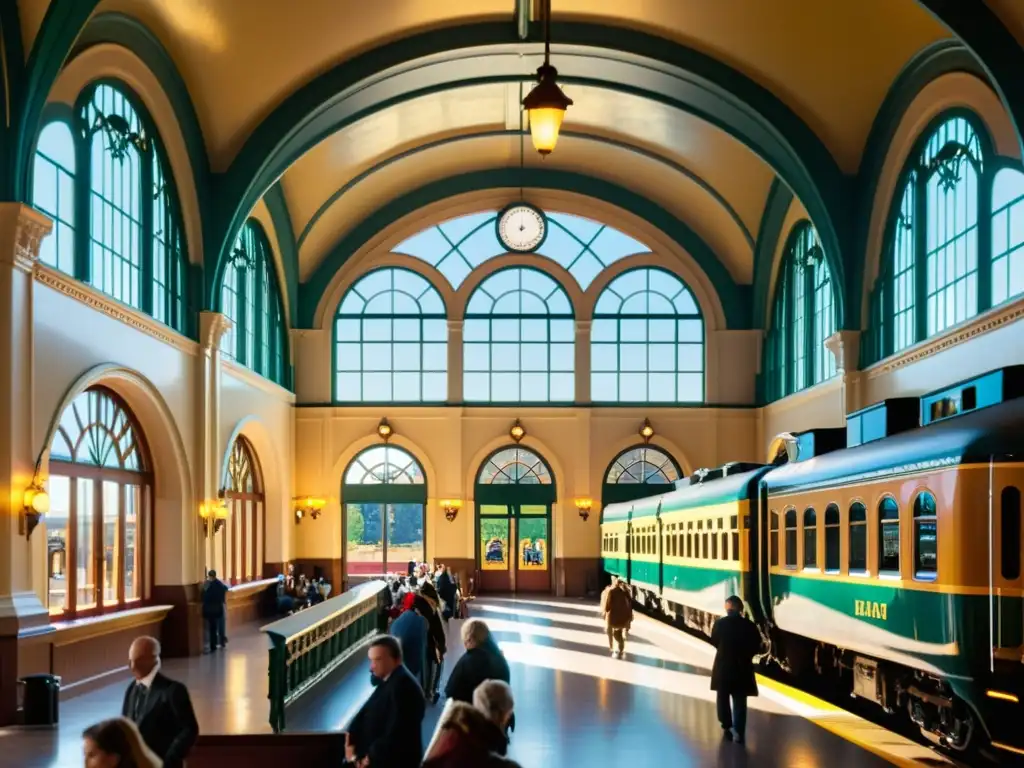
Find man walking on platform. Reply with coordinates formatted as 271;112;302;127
600;576;633;658
710;595;762;745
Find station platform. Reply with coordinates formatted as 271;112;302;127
0;597;953;767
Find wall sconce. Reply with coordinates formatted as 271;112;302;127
574;497;593;522
199;498;228;536
639;418;655;443
293;496;326;525
377;417;393;442
22;481;50;538
440;499;462;522
509;419;526;443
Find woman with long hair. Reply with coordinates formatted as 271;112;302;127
82;716;162;768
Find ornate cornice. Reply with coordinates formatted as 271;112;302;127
198;311;233;353
0;204;53;273
865;297;1024;379
34;265;198;355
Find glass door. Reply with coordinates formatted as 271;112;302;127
514;504;551;592
478;504;513;592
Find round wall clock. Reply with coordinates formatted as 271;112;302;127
497;203;547;253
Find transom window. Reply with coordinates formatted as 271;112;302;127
604;446;681;484
46;387;152;618
478;447;552;484
591;267;704;403
393;210;649;289
335;267;446;402
220;219;287;385
32;83;188;334
219;437;265;584
345;446;425;485
463;267;574;403
763;222;836;402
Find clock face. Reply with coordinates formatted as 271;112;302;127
497;205;547;253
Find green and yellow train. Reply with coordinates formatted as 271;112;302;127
601;367;1024;760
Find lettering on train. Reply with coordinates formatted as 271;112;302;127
853;599;888;621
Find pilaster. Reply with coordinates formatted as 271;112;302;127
825;330;862;416
574;320;591;403
447;320;463;403
197;312;232;574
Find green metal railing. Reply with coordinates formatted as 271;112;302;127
262;580;387;732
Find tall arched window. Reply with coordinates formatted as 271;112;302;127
866;114;989;364
991;167;1024;305
220;437;264;584
592;267;704;403
849;501;867;572
803;508;817;568
220;219;287;385
763;222;836;402
32;84;189;334
334;268;446;402
602;445;682;505
913;491;937;579
33;121;76;274
46;387;152;617
879;496;901;574
343;446;426;575
463;267;574;402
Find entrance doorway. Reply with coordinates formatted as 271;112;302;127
475;447;555;593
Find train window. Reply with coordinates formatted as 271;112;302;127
803;508;817;568
849;502;867;571
676;532;682;556
913;492;937;579
824;504;840;572
878;497;900;574
711;531;719;559
730;515;738;530
770;511;779;567
720;531;728;560
702;532;709;559
686;530;693;558
784;509;797;568
1002;487;1021;580
731;531;739;561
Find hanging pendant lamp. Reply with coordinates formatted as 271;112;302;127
522;0;572;156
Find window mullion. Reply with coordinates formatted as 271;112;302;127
75;125;92;283
804;261;815;386
255;251;265;376
140;148;154;316
978;162;993;313
237;265;248;363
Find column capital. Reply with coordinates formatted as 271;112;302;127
825;330;861;374
0;204;53;274
199;311;233;352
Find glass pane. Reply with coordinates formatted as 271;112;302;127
518;505;547;516
347;503;384;575
102;481;120;606
47;476;71;615
479;504;509;516
480;518;510;571
125;485;141;601
245;500;254;581
850;523;867;571
77;479;96;610
386;503;424;572
518;517;548;570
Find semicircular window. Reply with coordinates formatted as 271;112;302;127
392;210;648;289
605;446;680;484
344;445;426;485
478;447;552;485
591;267;703;403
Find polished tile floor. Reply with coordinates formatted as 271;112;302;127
0;597;918;766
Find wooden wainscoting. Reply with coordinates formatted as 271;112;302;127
554;558;602;597
225;578;277;634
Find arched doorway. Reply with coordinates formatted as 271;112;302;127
601;445;682;507
46;386;153;617
220;436;265;583
475;446;555;593
343;445;426;577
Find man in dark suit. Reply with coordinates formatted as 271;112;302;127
201;569;229;652
710;595;762;745
345;635;426;767
122;636;199;768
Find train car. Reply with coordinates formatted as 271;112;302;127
600;497;631;581
759;370;1024;757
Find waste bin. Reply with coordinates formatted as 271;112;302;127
20;674;60;726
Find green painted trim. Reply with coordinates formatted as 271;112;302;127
9;0;101;202
296;129;755;253
299;168;751;330
263;182;299;329
71;12;213;237
751;178;794;330
851;39;988;332
211;21;847;325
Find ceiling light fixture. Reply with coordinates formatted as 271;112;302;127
522;0;572;157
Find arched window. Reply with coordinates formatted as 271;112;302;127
343;446;426;575
784;509;797;569
849;501;867;572
866;114;989;363
604;446;681;484
35;84;189;334
220;437;264;584
478;447;553;484
592;267;704;403
878;496;900;574
463;267;573;403
46;387;152;617
824;503;840;572
763;222;836;402
991;167;1024;305
33;121;76;274
334;268;446;402
913;491;937;579
393;210;648;289
220;220;286;385
803;508;817;568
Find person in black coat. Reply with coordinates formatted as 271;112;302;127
710;595;762;745
345;635;426;767
436;568;458;622
201;569;229;652
445;619;511;704
121;636;199;768
414;588;447;703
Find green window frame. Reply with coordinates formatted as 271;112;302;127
591;267;704;403
333;267;447;403
33;121;76;274
220;219;287;385
763;222;836;402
